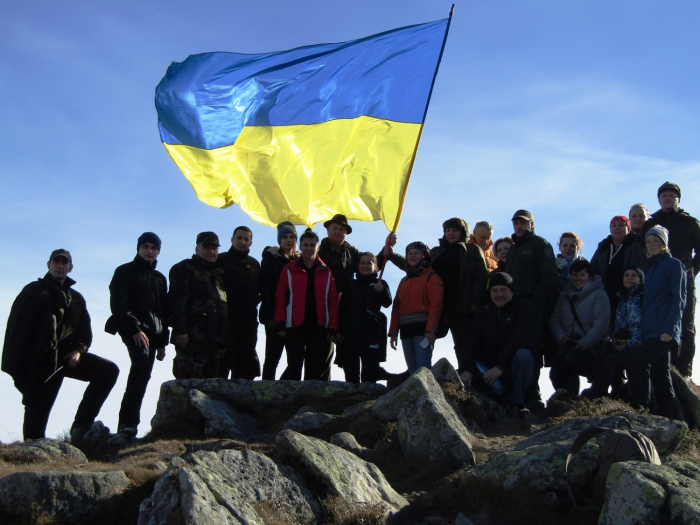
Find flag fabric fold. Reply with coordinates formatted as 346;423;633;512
156;18;449;228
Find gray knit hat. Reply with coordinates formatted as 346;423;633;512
645;225;669;247
277;221;297;244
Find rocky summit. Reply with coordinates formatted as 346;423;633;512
2;359;700;524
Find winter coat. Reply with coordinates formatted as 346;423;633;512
550;275;610;350
430;239;488;313
468;235;500;273
2;274;92;395
105;255;169;347
339;272;392;332
590;233;648;293
644;208;700;277
258;246;300;324
461;298;538;375
275;258;339;331
217;246;261;324
642;251;687;344
504;230;559;310
318;238;361;296
613;284;643;349
389;269;444;337
167;256;228;346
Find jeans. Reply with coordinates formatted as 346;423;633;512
500;348;534;406
402;335;433;373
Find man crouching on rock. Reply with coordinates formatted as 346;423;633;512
2;249;119;442
457;272;538;418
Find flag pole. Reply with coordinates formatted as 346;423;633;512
380;4;455;278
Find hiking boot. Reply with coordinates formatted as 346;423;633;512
518;406;531;419
70;427;86;446
118;426;137;437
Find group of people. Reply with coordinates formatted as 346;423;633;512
2;181;698;443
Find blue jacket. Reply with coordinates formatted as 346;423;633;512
642;252;687;344
613;284;643;349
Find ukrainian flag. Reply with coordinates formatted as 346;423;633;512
155;18;449;229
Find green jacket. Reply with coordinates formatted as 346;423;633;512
168;256;229;346
504;230;558;310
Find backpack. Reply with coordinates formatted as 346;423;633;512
564;417;661;510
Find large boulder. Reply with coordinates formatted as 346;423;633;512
466;414;687;493
151;379;386;432
0;470;129;524
2;439;88;464
431;357;464;387
673;370;700;430
275;429;409;514
188;389;266;442
600;461;700;524
139;449;319;525
283;406;340;433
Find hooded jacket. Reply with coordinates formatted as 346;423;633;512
550;275;610;350
217;246;261;323
460;298;538;375
642;251;687;344
504;229;559;309
275;258;339;331
105;255;169;347
644;207;700;277
614;284;643;349
259;246;301;324
2;274;92;395
590;233;648;294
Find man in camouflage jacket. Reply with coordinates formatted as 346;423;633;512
168;232;229;379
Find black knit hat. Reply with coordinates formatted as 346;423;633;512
276;221;297;244
489;272;513;290
657;181;681;199
138;232;162;251
623;265;645;284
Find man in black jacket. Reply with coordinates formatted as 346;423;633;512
643;182;700;376
459;273;537;417
2;250;119;442
105;233;169;439
217;226;261;379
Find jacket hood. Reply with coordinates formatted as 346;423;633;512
262;245;300;261
564;273;605;299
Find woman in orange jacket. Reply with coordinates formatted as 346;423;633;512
389;242;444;373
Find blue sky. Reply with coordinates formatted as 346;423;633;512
1;1;699;441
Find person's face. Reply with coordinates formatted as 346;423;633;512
559;236;578;258
623;269;641;290
645;235;665;256
280;233;297;252
138;243;160;262
327;223;348;245
406;248;424;268
444;227;463;244
496;241;511;263
512;218;531;237
610;220;629;242
490;285;513;308
196;243;219;262
232;230;253;251
629;207;647;231
358;255;376;276
472;226;492;251
47;256;73;281
658;191;680;213
300;238;319;259
571;269;591;291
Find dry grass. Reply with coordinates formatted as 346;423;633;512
548;396;640;426
666;429;700;464
319;496;387;525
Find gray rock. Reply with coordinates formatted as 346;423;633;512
454;513;475;525
330;432;365;454
4;439;88;464
188;389;265;442
467;414;686;494
139;448;319;525
297;405;317;414
283;411;338;433
600;461;700;525
431;357;464;387
673;370;700;430
0;470;129;523
398;391;475;466
342;400;375;419
151;379;386;432
372;367;448;423
276;429;409;514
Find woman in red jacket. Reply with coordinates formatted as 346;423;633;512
389;242;444;373
276;228;338;380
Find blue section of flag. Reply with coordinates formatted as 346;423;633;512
156;19;448;150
